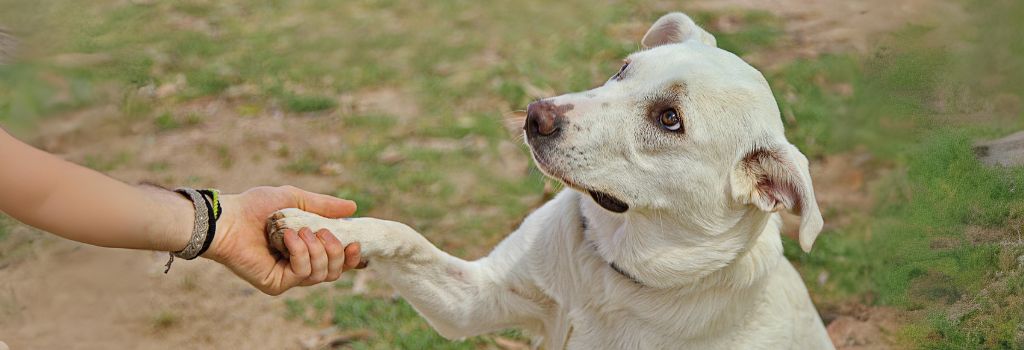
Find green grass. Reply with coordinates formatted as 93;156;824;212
282;151;323;175
693;11;781;56
151;310;180;330
776;1;1024;347
282;94;337;113
82;151;132;172
0;216;8;242
3;0;1023;348
154;111;202;132
284;291;528;349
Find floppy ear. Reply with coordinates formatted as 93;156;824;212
730;143;823;252
641;12;717;48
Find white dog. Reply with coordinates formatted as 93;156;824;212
268;12;834;349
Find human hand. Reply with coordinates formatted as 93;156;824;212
204;186;362;295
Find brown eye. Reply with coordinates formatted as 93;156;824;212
659;109;682;131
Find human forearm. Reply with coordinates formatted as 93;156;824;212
1;127;364;294
0;129;192;251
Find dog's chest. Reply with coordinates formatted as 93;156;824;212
538;248;767;349
528;205;781;349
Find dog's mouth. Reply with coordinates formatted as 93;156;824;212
558;176;631;213
587;190;629;213
529;150;630;213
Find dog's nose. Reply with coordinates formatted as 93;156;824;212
526;100;567;137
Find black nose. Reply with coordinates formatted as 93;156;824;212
526;100;571;137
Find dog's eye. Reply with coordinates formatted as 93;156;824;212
613;62;629;81
659;109;682;131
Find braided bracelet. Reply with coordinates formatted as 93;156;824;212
164;188;222;273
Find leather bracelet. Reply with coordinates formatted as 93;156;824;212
164;188;221;273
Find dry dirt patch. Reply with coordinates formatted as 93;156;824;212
825;303;903;350
1;97;360;349
1;1;959;348
0;238;332;350
686;0;964;70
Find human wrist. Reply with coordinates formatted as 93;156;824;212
201;194;238;263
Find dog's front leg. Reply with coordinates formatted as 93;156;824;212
266;208;549;339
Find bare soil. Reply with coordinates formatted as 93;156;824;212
685;0;965;70
0;1;956;348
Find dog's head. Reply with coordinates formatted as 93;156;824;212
521;13;823;252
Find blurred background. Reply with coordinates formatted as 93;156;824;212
1;0;1022;349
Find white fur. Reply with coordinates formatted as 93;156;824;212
270;12;833;349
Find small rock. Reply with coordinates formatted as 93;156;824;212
0;28;16;64
137;84;157;98
318;162;344;176
226;83;259;98
50;52;113;68
155;74;186;98
974;131;1024;167
377;147;405;164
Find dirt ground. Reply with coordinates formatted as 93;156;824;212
685;0;964;70
0;1;957;349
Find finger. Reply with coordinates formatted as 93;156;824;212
318;229;346;282
281;228;311;279
285;186;357;218
342;242;361;272
299;227;329;285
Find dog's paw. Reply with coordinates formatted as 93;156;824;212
265;208;327;256
266;210;421;261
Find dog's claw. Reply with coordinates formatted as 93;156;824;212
265;212;291;257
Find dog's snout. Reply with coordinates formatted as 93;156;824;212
526;101;560;137
526;100;573;138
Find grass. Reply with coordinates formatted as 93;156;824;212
693;11;781;56
2;0;1023;348
282;150;323;175
151;310;180;330
82;152;132;172
775;1;1024;347
0;216;8;242
285;291;527;349
282;94;337;113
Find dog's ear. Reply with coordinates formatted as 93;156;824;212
641;12;717;49
730;143;823;252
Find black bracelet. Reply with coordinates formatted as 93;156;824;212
195;189;222;257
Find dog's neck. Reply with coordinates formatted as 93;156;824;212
579;195;782;292
577;194;786;339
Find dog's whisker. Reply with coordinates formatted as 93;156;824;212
503;110;528;139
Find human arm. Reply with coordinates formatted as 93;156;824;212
0;128;361;295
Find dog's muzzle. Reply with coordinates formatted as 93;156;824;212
524;100;629;213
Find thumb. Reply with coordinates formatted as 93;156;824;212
288;187;357;218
